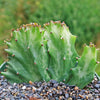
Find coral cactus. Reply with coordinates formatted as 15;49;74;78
0;21;99;88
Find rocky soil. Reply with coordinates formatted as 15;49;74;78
0;75;100;100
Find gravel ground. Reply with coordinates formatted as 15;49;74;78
0;75;100;100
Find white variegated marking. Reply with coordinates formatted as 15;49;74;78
78;48;95;78
62;26;72;58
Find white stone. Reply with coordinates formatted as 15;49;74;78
22;86;26;90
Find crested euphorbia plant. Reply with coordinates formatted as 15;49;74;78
0;21;99;88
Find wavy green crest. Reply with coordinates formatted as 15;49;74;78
0;21;99;88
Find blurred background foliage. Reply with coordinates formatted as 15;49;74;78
0;0;100;75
